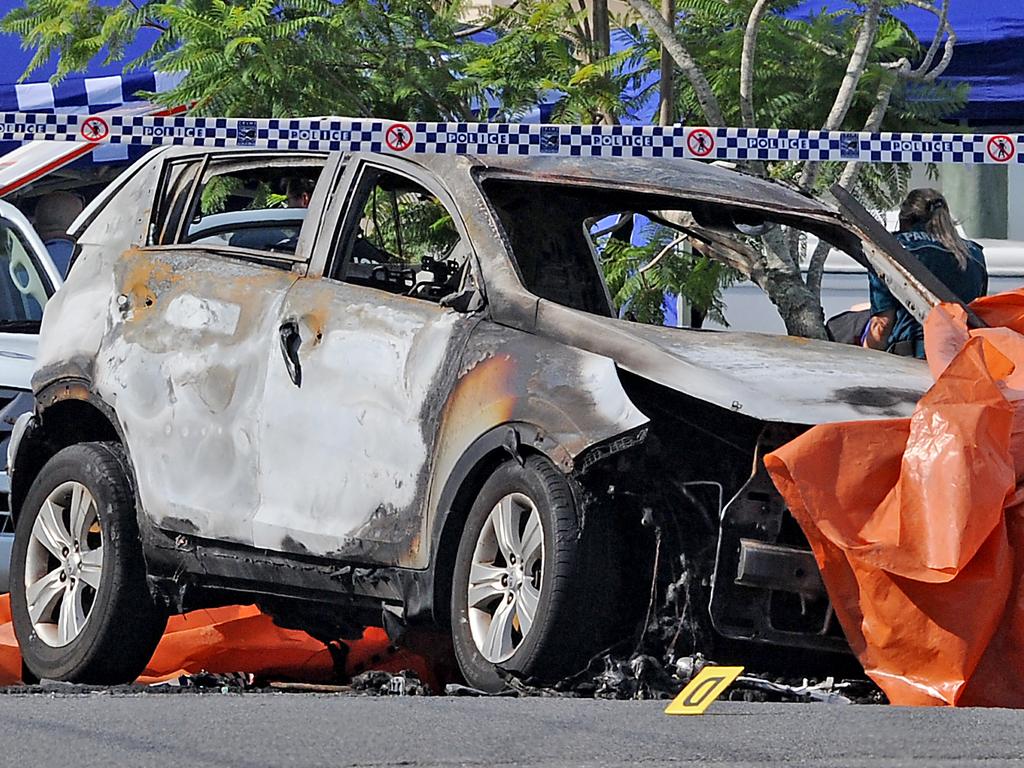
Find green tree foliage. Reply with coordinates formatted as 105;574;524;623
601;222;735;325
1;0;637;121
2;0;464;118
621;0;966;208
360;189;460;264
454;0;641;123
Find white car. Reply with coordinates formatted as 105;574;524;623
0;200;63;591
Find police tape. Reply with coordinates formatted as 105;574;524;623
1;111;1021;164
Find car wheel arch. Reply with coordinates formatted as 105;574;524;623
427;421;577;626
10;383;125;523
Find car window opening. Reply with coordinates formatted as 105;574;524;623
332;169;467;304
150;157;326;264
0;220;51;331
483;179;858;330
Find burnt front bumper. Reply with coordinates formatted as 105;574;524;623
709;429;848;654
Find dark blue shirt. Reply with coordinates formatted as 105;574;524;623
44;238;74;278
868;230;987;358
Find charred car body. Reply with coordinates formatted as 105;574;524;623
7;148;939;688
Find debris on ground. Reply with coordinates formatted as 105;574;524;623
734;676;849;704
150;671;259;693
351;670;430;696
767;289;1024;707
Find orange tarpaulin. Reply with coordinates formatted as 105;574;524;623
0;594;433;687
766;289;1024;707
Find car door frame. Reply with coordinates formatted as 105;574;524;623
104;149;346;545
306;154;486;295
251;154;489;568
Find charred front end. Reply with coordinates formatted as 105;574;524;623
572;370;847;660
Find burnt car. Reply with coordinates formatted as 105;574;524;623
6;147;940;689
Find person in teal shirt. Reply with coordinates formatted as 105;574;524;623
863;188;987;358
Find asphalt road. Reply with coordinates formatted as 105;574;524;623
0;694;1022;767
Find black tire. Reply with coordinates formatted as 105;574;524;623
11;442;167;683
450;455;619;692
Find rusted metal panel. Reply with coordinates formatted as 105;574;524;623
252;277;480;567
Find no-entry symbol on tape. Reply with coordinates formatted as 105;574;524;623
386;123;414;152
80;116;109;142
987;135;1016;163
687;128;715;157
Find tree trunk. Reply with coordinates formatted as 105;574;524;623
760;269;828;339
658;0;674;126
624;0;725;126
592;0;611;59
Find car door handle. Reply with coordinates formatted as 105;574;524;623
279;320;302;387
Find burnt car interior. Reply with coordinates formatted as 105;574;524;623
331;168;468;303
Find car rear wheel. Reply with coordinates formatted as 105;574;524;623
11;442;167;683
451;455;617;692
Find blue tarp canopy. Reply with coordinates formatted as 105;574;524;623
798;1;1024;125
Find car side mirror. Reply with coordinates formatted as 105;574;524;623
440;286;484;313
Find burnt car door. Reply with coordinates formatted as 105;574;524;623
102;150;343;545
252;157;483;567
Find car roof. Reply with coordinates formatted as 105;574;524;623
147;146;836;220
459;154;834;217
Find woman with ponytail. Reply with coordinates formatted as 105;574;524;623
863;188;987;358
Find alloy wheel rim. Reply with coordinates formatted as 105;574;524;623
467;492;544;663
24;481;104;648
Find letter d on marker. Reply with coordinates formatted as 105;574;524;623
664;666;744;715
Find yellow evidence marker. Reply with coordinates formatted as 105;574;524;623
664;666;745;715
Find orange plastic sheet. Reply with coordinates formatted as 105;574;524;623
766;288;1024;707
0;595;433;688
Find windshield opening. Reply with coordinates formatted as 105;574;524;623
483;178;860;330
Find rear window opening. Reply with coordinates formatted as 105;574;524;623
149;155;327;262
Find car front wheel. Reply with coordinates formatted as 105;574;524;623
451;455;617;692
11;442;167;683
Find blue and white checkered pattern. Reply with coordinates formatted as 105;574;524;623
690;128;1023;164
0;112;1021;164
0;71;184;163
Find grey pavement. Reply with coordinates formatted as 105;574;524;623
0;695;1022;767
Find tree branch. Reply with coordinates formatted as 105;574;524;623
805;69;897;296
639;235;686;275
453;2;520;39
900;0;955;82
740;0;771;129
797;0;881;190
739;0;771;177
624;0;725;125
780;28;841;58
821;0;882;130
657;0;674;126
